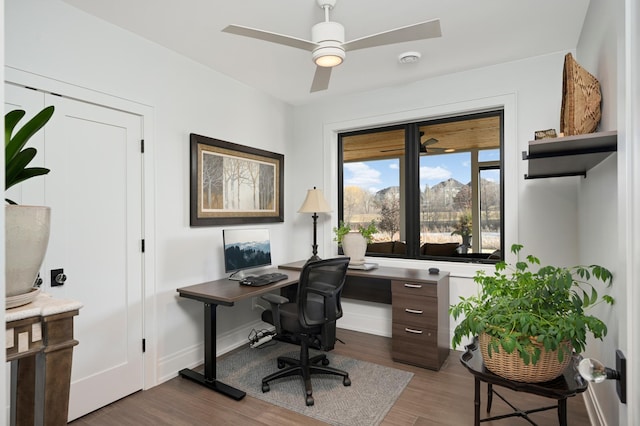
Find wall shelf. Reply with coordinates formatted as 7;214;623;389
522;130;617;179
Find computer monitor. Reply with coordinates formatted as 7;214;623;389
223;228;272;280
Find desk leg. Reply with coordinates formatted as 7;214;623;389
179;303;246;400
474;377;480;426
558;398;567;426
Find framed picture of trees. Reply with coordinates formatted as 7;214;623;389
190;134;284;226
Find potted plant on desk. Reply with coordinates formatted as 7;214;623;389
333;220;377;265
449;244;614;382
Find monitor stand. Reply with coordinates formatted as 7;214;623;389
228;270;250;281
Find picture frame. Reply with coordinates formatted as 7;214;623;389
190;133;284;226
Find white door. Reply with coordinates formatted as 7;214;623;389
5;85;145;420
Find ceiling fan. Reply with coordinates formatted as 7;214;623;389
420;137;447;153
381;134;447;154
222;0;441;93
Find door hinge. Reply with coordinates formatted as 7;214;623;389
141;239;145;253
141;139;145;153
142;338;146;353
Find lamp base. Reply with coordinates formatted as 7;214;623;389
307;254;322;262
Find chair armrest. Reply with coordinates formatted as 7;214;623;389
261;293;289;334
308;282;339;323
261;293;289;305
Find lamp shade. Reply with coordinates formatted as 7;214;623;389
298;188;332;213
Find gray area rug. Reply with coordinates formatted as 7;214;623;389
216;341;414;426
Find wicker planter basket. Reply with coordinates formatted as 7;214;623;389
560;52;602;136
479;333;572;383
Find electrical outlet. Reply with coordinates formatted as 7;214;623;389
252;297;260;310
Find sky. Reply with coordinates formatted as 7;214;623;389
344;150;500;193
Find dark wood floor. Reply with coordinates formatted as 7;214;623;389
70;329;591;425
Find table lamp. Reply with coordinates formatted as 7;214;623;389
298;187;332;261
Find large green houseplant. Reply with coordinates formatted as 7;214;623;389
5;106;55;306
450;244;613;381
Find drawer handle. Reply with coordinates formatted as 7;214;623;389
404;328;423;334
405;308;423;314
404;283;422;289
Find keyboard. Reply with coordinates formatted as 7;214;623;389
239;272;289;287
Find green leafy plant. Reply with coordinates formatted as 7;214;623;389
333;220;378;245
5;106;55;204
450;244;614;365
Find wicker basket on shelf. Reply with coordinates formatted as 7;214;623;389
560;52;602;136
479;333;572;383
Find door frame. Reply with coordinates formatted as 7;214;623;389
5;66;158;390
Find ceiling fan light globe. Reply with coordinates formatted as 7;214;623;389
313;46;345;67
315;54;343;67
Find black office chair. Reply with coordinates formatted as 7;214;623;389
260;257;351;406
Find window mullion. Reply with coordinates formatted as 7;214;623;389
470;150;480;253
405;124;420;257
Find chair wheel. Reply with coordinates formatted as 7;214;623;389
321;358;330;366
306;396;314;406
262;383;270;393
343;376;351;386
277;361;285;369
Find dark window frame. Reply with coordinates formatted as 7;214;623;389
338;110;505;263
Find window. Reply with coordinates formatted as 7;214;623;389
338;110;504;262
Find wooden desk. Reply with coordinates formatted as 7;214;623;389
279;260;449;304
6;293;82;426
279;261;450;370
460;337;587;426
176;269;301;400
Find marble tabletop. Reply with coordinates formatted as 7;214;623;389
6;293;83;322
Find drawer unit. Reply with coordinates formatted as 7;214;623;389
391;293;437;328
391;276;449;370
391;279;437;298
391;323;439;368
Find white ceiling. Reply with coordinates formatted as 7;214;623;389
61;0;590;106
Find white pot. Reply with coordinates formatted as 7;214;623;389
341;231;367;265
5;205;51;300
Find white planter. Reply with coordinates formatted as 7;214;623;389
341;231;367;265
5;205;51;305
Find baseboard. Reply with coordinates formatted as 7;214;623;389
156;319;271;384
338;300;392;337
582;385;606;426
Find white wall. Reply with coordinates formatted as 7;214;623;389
294;51;586;265
576;0;630;424
5;0;294;384
292;50;586;342
5;1;634;424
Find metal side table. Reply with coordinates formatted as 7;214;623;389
460;337;587;426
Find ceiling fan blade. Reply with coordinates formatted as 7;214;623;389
310;66;332;93
222;24;317;51
343;19;441;52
